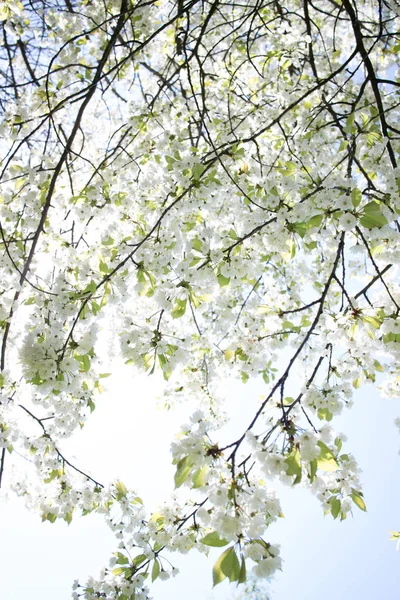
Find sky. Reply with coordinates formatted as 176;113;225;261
1;365;399;600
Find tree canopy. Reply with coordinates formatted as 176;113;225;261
0;0;400;597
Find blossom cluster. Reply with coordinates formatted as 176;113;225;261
0;0;399;596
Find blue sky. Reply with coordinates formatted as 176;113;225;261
1;370;399;599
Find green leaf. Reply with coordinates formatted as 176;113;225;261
213;548;229;587
334;437;343;453
132;554;147;567
192;238;203;252
151;558;160;582
365;131;381;147
269;185;279;196
112;567;127;576
200;531;229;547
349;321;358;340
278;160;296;176
174;455;194;488
317;407;333;421
293;222;307;238
31;373;45;386
42;512;57;523
192;466;208;489
115;480;128;500
360;201;388;229
44;469;62;484
317;441;339;472
82;280;97;294
330;497;341;519
114;552;129;565
309;459;318;483
0;374;4;387
91;301;101;316
171;299;187;319
361;315;382;329
238;555;247;584
213;546;240;587
102;236;114;246
351;188;362;208
345;113;355;133
285;448;302;484
222;547;240;582
99;261;109;274
305;240;318;250
64;511;73;525
308;214;323;228
192;163;205;182
228;228;238;240
282;397;294;406
241;371;249;383
137;269;147;285
218;273;230;287
383;332;400;344
80;354;90;372
351;490;367;512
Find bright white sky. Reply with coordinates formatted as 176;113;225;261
1;364;399;599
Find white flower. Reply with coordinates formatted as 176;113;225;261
196;507;211;526
216;514;239;540
253;555;282;578
299;431;319;461
381;318;400;334
159;571;170;581
208;486;228;507
339;213;357;231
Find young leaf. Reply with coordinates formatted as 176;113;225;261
114;552;129;565
318;407;333;421
309;459;318;483
317;441;339;472
115;480;128;500
192;466;208;489
351;188;362;208
213;546;240;586
151;558;160;582
200;531;229;547
192;162;205;182
174;455;194;488
213;549;229;587
171;299;187;319
81;354;90;372
221;546;240;582
360;201;388;229
351;490;367;512
238;555;247;584
330;497;341;519
132;554;147;567
218;273;230;287
112;567;127;576
285;448;302;484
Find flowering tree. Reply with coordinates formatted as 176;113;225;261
0;0;399;597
